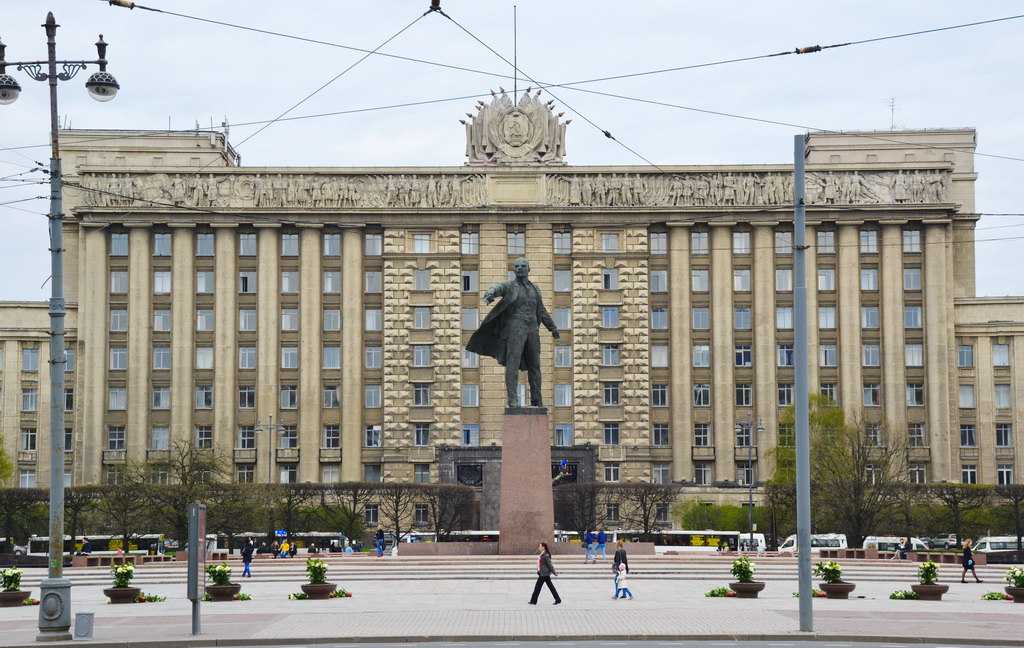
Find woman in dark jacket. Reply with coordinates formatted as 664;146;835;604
528;542;561;605
612;540;629;597
961;538;983;583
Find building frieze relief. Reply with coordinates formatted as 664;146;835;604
75;168;948;211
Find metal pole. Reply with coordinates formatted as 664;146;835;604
38;13;72;642
268;414;274;483
793;134;813;631
748;437;753;550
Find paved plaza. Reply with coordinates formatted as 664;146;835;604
3;554;1022;647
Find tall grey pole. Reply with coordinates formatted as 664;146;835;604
40;14;71;642
793;134;813;631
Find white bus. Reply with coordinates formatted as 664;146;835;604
612;529;742;553
777;533;848;554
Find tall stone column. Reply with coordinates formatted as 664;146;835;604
667;224;691;481
170;228;195;446
499;409;554;555
298;226;323;482
339;228;363;482
836;224;861;414
126;226;152;463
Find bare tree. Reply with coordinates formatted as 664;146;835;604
994;484;1024;553
375;482;418;542
554;482;602;536
929;483;992;548
146;441;231;543
612;482;683;541
810;415;908;546
308;482;379;545
0;487;47;551
92;474;154;551
423;484;474;539
205;482;265;553
64;485;104;552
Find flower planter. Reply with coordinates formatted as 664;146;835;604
910;583;949;601
0;589;31;607
728;581;765;599
818;582;856;599
300;582;337;600
103;587;141;604
206;583;242;602
1005;586;1024;603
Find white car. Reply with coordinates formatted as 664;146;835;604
973;536;1021;553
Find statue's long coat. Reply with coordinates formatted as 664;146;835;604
465;278;555;370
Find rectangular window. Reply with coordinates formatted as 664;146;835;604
413;384;431;406
22;348;39;371
904;268;922;290
777;345;794;366
463;349;479;368
651;345;669;367
153;232;172;256
461;270;479;293
863;383;880;406
323;346;341;369
652;384;668;407
413;467;430;487
862;344;880;367
908;423;925;447
995;384;1012;408
733;231;751;254
413;345;431;367
239;271;256;293
280;385;298;409
734;307;751;330
279;426;298;449
860;268;878;291
239;233;257;256
365;309;382;331
775;268;793;291
281;271;299;293
461;308;479;330
323;385;340;409
693;383;710;407
651;307;668;330
195;347;214;370
603;344;620;366
693;344;711;367
553;231;571;254
110;271;128;293
413;307;430;330
195;426;213;449
958;344;974;367
650;231;667;254
778;383;794;406
903;229;921;253
364;504;379;524
197;309;214;331
238;385;256;409
691;231;708;254
860;230;878;253
363;425;382;448
996;423;1013;448
21;388;38;412
365;233;382;256
107;427;126;451
20;427;36;452
281;347;299;369
998;465;1014;485
412;269;430;290
820;383;838;403
151;309;171;332
604;462;620;482
819;306;836;329
110;347;127;370
735;383;752;406
279;233;300;257
861;306;879;329
776;307;793;330
364;271;382;293
691;269;709;292
364;347;381;371
959;384;975;408
692;463;710;486
64;388;74;412
692;307;709;329
462;424;480;447
365;384;381;408
323;233;341;256
604;423;620;446
151;426;169;451
906;383;924;406
602;268;618;290
553;270;572;293
737;346;753;366
462;231;479;254
694;423;711;447
110;309;128;332
195;385;213;409
507;231;525;255
733;269;751;292
603;382;620;405
775;231;793;254
196;271;214;293
653;463;671;485
601;232;619;253
905;343;923;367
323;271;341;294
462;384;479;407
652;423;669;447
554;424;574;446
110;232;128;256
154;271;172;294
322;425;340;449
817;230;835;254
818;268;836;291
554;345;572;367
602;306;619;328
961;465;978;485
323;309;341;331
108;387;127;410
994;344;1011;367
651;270;668;293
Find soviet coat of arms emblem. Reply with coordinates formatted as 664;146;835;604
462;88;569;165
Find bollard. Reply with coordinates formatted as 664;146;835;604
73;612;95;641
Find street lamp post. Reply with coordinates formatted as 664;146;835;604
734;414;764;552
0;13;119;642
256;415;286;484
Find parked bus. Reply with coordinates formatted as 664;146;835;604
612;529;742;553
777;533;848;554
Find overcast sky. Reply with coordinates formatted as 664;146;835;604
2;1;1023;302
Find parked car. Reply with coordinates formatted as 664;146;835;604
937;533;959;549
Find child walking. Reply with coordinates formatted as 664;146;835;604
614;564;633;599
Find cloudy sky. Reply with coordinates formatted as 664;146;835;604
2;1;1022;301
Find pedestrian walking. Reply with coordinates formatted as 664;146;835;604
614;564;633;599
961;538;983;583
375;527;385;557
596;528;607;562
241;536;254;578
612;539;629;597
584;529;596;563
528;542;561;605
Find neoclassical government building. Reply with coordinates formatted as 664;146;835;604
1;90;1021;523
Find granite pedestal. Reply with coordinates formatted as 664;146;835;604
498;408;554;555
